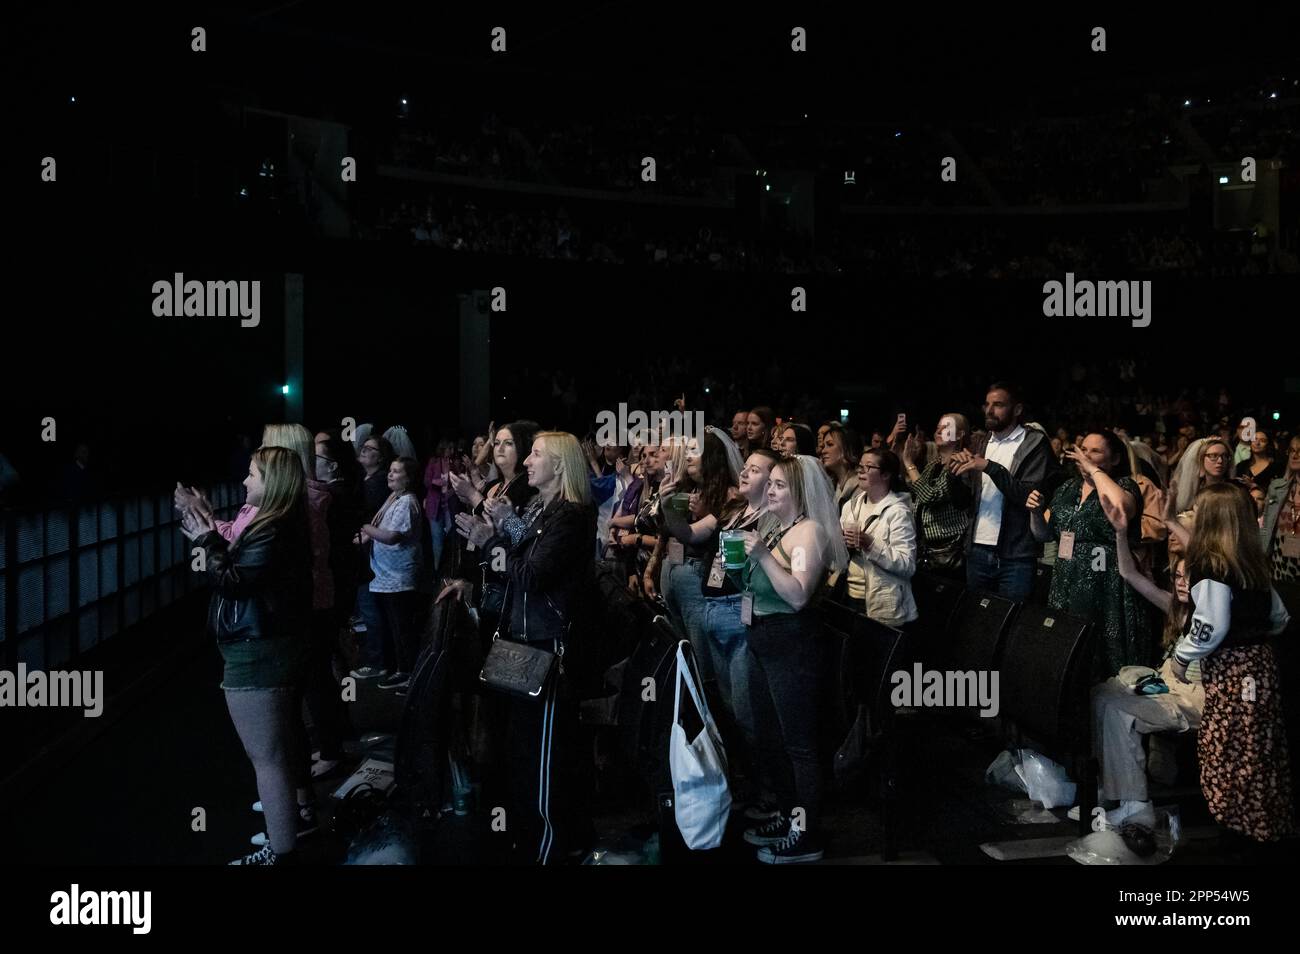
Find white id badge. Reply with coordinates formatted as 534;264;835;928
667;539;685;566
740;592;754;626
1058;531;1075;561
706;555;726;589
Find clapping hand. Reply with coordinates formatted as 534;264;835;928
454;513;495;549
902;433;924;468
483;495;514;527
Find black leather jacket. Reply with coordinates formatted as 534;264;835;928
503;499;595;644
200;512;312;644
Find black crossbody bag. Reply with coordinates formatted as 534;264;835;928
479;581;566;699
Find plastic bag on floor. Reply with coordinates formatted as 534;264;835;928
1015;749;1076;809
984;749;1028;793
1066;809;1178;866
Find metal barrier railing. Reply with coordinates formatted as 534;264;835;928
0;483;242;670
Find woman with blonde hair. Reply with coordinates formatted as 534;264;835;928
738;454;848;864
180;447;313;865
1165;437;1236;559
1170;482;1292;847
480;431;596;863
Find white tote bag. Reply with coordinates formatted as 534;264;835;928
668;641;731;849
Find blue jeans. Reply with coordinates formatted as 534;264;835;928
355;583;389;670
701;594;757;760
428;514;447;575
966;544;1035;602
662;557;711;680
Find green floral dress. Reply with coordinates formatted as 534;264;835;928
1046;475;1155;681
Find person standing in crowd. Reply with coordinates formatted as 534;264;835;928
1166;436;1235;560
350;433;396;679
778;422;816;458
467;428;500;494
308;430;361;779
424;438;456;572
841;448;918;629
1242;429;1282;488
740;454;849;864
447;421;540;636
180;447;312;866
586;438;631;559
484;432;596;864
698;447;781;815
612;438;667;593
654;432;738;683
950;382;1058;602
1260;435;1300;583
821;423;863;512
1074;495;1202;830
260;424;336;813
1169;483;1293;849
902;413;972;576
357;432;396;519
747;407;776;458
361;457;425;691
816;422;833;457
1027;431;1152;679
731;410;751;457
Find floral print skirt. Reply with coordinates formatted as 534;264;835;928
1198;644;1295;843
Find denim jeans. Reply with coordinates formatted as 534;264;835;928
428;515;447;576
966;544;1035;602
662;557;712;681
355;583;389;669
746;611;823;832
700;594;755;752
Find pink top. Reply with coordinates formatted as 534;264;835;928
215;504;259;542
424;457;450;521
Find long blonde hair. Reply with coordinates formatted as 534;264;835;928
261;423;313;479
1186;483;1270;591
243;446;307;540
535;432;592;505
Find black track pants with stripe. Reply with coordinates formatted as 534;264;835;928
506;642;580;865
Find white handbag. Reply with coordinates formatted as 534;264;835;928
668;641;731;849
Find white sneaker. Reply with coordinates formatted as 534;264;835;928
1066;788;1106;820
1067;799;1155;827
1108;800;1156;828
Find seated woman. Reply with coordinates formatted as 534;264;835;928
1070;494;1202;829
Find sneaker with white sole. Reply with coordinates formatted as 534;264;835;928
350;666;388;680
229;844;293;865
250;805;319;847
756;825;824;865
1067;799;1156;828
744;813;790;846
378;672;411;691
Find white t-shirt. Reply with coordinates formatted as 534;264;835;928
370;493;423;593
974;425;1026;547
